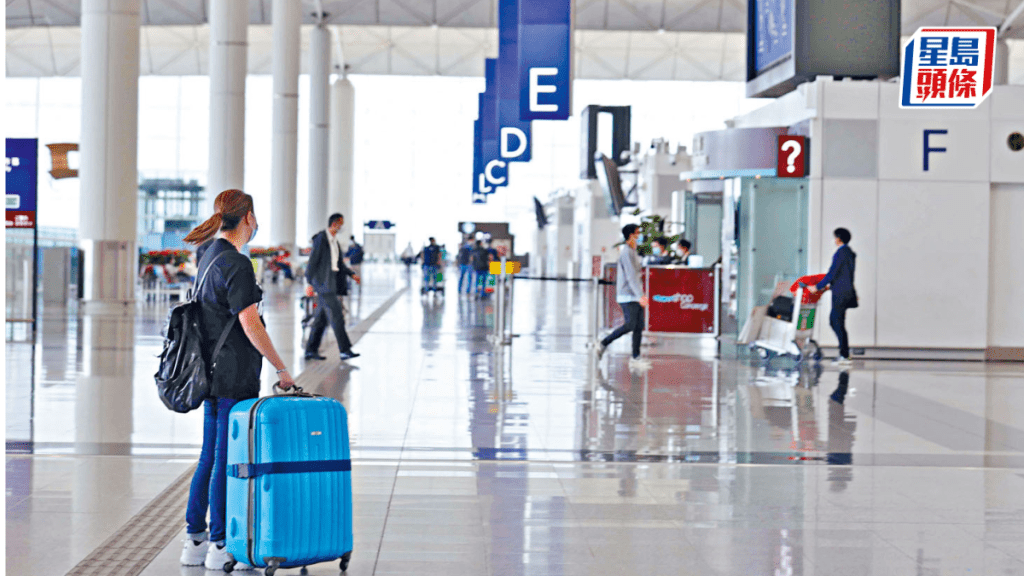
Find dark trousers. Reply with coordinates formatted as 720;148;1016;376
602;302;644;359
830;302;850;358
306;293;352;354
186;397;238;543
475;270;489;296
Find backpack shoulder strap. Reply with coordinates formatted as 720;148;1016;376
192;251;230;302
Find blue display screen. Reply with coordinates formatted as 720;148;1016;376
754;0;793;72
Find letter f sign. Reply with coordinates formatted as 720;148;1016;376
923;129;947;172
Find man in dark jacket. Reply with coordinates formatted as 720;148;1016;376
305;213;361;361
809;227;857;365
471;240;491;298
457;237;474;295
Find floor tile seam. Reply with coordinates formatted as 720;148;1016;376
62;463;197;576
372;294;431;576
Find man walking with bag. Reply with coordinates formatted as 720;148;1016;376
305;213;361;361
809;227;858;366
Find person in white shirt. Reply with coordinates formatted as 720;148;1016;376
304;213;361;361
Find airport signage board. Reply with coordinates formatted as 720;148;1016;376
6;138;38;229
477;60;508;194
777;135;807;177
517;0;573;121
753;0;794;73
647;268;717;334
746;0;900;98
498;0;532;161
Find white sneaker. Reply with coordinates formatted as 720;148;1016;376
180;538;208;566
628;357;653;371
205;543;254;571
594;340;607;360
832;356;853;366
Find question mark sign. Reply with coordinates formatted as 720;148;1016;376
781;140;801;174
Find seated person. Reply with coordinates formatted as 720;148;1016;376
647;237;674;265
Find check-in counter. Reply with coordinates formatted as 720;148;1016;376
603;263;719;335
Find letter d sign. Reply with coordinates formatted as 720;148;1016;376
518;0;573;121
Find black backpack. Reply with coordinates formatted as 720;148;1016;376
154;252;237;413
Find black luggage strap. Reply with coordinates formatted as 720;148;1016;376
230;459;352;479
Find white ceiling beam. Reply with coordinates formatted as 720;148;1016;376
1000;0;1024;35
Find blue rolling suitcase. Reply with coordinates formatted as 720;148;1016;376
225;389;353;575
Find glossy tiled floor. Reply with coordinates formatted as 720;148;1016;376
8;263;1024;576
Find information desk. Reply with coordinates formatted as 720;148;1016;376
603;264;719;335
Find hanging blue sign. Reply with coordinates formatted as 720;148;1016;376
518;0;573;121
497;0;532;161
6;138;38;229
478;59;508;192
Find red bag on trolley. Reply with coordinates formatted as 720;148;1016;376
790;274;827;304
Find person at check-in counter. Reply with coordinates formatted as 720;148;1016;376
675;239;692;265
647;237;674;265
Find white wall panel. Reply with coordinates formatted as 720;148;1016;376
989;86;1024;120
878;120;990;182
991;118;1024;184
877;181;989;348
988;184;1024;348
878;82;993;120
822;81;879;120
815;179;878;348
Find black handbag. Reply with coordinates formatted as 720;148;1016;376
154;252;237;413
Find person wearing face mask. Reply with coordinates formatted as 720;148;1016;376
180;189;295;571
647;237;673;265
304;213;362;361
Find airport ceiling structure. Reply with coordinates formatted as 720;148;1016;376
6;0;1024;83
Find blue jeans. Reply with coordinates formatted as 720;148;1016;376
186;397;238;543
458;265;473;293
423;265;440;289
476;271;489;296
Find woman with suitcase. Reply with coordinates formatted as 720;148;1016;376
179;189;295;571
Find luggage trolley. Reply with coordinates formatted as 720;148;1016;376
751;276;825;363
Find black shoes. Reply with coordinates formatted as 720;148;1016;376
339;351;361;360
304;352;327;361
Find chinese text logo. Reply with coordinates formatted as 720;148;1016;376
900;27;995;109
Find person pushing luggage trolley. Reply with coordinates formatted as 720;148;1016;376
808;227;858;366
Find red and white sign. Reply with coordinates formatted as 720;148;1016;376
777;135;806;178
647;268;716;334
5;210;35;229
591;256;602;278
900;27;996;109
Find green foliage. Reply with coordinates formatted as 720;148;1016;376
632;212;681;256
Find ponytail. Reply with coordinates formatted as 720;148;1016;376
184;213;224;246
183;189;255;247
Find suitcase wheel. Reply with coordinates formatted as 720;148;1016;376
340;551;352;572
224;560;236;573
300;567;309;575
264;558;282;576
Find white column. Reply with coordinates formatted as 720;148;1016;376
78;0;141;311
328;77;355;241
270;0;301;249
207;0;248;212
307;22;331;243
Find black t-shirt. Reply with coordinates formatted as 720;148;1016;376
195;239;263;401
